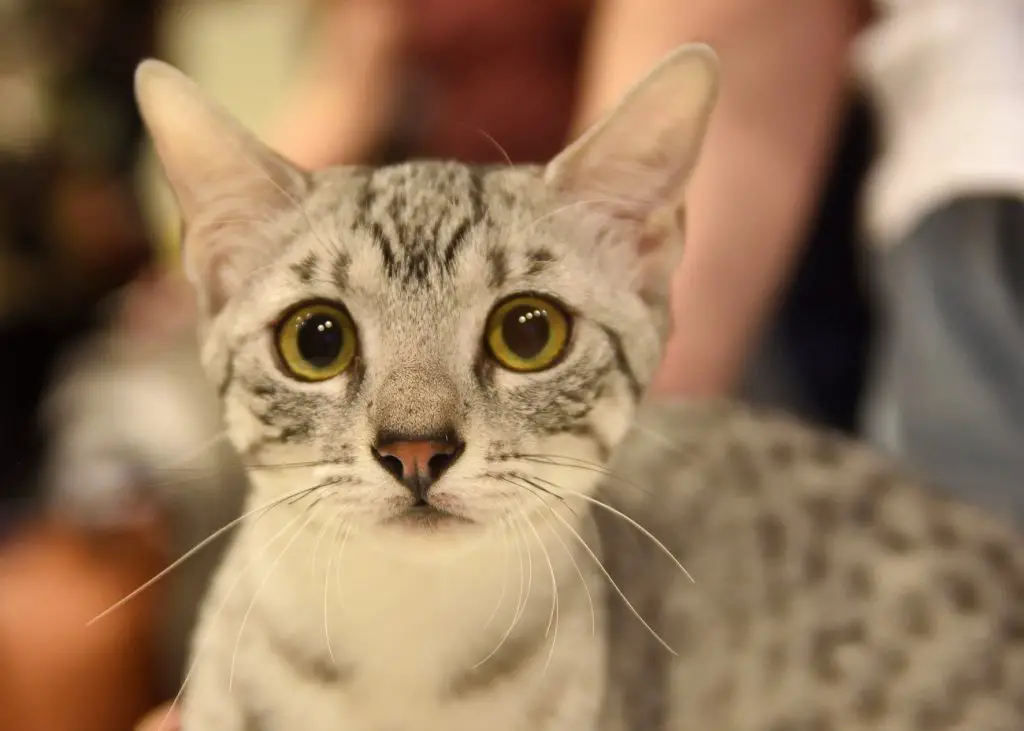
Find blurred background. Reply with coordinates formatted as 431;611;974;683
0;0;1020;729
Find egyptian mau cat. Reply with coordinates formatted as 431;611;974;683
136;44;1024;731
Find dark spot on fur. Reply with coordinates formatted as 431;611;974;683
929;515;959;548
943;571;981;614
899;590;934;637
853;683;888;722
810;621;864;683
599;325;642;400
446;628;547;697
804;496;839;531
331;252;351;290
980;539;1013;574
802;540;829;585
766;440;796;467
443;220;471;273
878;523;914;553
526;248;556;275
851;472;891;525
1001;613;1024;643
291;253;319;284
846;563;873;600
726;443;761;493
487;247;508;288
756;514;786;561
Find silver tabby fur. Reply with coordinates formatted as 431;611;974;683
137;44;1024;731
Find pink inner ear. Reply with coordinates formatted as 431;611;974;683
118;267;197;347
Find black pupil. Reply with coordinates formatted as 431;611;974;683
501;304;551;360
297;312;344;368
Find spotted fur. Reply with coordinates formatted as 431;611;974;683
136;43;1024;731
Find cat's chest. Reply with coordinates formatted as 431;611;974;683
230;526;608;731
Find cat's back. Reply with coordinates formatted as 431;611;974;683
599;400;1024;731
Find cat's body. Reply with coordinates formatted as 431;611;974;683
134;45;1024;731
186;398;1024;731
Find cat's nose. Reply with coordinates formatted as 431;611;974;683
371;432;465;499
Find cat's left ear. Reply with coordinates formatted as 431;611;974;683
135;59;310;315
545;43;719;301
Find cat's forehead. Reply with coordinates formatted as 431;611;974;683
288;161;576;296
233;161;586;326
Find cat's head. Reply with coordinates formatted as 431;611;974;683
135;46;717;542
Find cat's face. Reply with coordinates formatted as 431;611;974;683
136;46;718;540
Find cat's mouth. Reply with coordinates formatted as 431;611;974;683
384;501;472;529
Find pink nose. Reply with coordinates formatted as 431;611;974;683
371;435;464;498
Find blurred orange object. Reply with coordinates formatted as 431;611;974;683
0;514;170;731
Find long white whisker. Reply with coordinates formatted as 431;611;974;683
160;499;314;730
323;510;350;663
516;510;560;678
483;517;512;630
153;431;230;471
87;480;339;625
228;496;324;691
544;501;677;655
508;475;596;637
473;505;529;669
555;487;694;584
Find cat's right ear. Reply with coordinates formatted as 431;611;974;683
135;59;310;315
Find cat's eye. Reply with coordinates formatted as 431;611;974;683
485;294;571;372
275;301;357;381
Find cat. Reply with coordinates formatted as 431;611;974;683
43;270;247;698
135;43;1024;731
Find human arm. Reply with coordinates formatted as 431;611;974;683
267;0;405;168
573;0;864;396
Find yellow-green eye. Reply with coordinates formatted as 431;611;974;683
485;294;571;372
275;301;357;381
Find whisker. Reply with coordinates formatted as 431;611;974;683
324;512;351;663
228;494;324;691
516;510;560;678
87;477;346;625
473;504;530;670
505;475;596;637
333;522;355;616
152;431;231;471
475;128;513;167
232;139;338;264
555;486;693;584
160;500;315;730
483;517;512;630
514;453;653;496
538;496;677;655
512;196;624;239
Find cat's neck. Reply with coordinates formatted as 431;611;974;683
240;502;603;677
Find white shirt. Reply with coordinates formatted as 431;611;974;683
854;0;1024;246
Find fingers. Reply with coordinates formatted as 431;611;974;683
136;702;180;731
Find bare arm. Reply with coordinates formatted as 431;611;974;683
573;0;863;396
268;0;404;168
